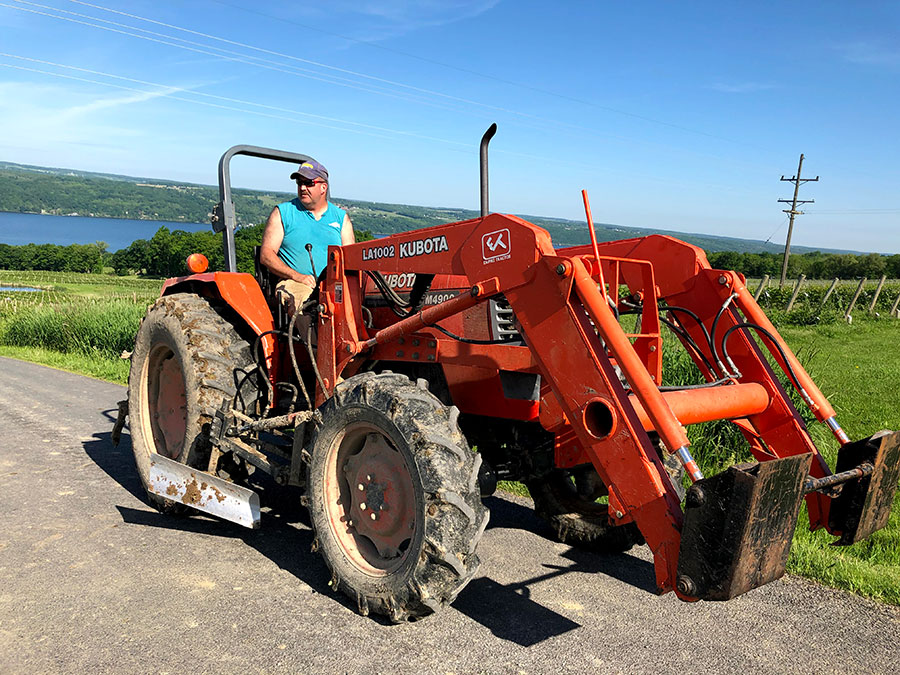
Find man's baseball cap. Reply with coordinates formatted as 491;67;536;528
290;160;328;182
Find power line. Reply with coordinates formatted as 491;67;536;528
203;0;748;146
7;0;493;117
12;0;690;147
0;55;471;145
5;0;795;178
56;0;592;134
0;52;636;176
60;0;757;148
4;2;787;187
763;216;789;244
806;208;900;215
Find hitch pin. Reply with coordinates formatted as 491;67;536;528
825;416;851;445
676;446;704;483
804;462;873;494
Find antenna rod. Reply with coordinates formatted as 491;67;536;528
581;189;607;300
480;123;497;217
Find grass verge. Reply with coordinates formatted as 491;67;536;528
778;322;900;604
0;344;129;384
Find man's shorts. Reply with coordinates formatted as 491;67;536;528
275;279;316;317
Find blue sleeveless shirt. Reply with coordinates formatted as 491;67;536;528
276;199;346;278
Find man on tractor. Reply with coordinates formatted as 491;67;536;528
259;159;355;315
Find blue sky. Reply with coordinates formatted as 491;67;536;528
0;0;898;253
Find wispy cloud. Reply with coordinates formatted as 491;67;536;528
314;0;501;42
0;80;153;152
57;86;185;120
836;40;900;67
709;81;778;94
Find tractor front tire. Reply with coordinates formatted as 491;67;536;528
526;470;644;553
307;372;488;622
128;293;253;513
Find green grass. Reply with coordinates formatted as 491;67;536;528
777;322;900;603
0;344;130;383
1;299;149;359
0;270;156;382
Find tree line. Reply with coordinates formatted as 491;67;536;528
109;225;374;277
0;241;108;273
106;238;900;279
2;228;896;280
706;250;900;280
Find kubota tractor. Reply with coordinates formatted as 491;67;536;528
115;128;900;622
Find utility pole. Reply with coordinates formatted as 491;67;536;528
778;154;819;287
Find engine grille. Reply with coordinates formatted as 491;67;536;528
489;296;523;343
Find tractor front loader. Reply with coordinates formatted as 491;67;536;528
116;131;900;622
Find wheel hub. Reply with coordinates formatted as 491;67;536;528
150;349;186;459
342;433;415;559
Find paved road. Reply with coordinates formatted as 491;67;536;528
1;356;898;674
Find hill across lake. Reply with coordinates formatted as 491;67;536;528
0;160;859;254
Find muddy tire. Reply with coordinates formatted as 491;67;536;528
527;438;685;552
526;469;644;553
307;372;488;622
128;293;254;513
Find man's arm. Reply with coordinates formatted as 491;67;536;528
341;213;355;246
260;207;316;284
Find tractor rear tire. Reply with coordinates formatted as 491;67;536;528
526;470;644;553
307;372;488;622
128;293;254;513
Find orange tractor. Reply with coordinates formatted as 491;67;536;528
117;128;900;622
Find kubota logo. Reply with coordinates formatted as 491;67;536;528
482;228;511;263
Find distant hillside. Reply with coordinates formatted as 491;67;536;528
0;160;854;255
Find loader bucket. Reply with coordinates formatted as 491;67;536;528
828;431;900;546
676;453;812;601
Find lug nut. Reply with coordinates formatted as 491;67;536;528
360;502;367;510
370;513;377;520
358;483;365;491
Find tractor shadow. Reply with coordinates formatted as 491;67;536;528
85;412;656;638
452;495;657;646
83;422;346;612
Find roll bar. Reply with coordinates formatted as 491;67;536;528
212;145;327;272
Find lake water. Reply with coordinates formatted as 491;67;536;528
0;286;41;292
0;211;210;252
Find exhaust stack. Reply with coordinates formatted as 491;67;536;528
480;123;497;217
